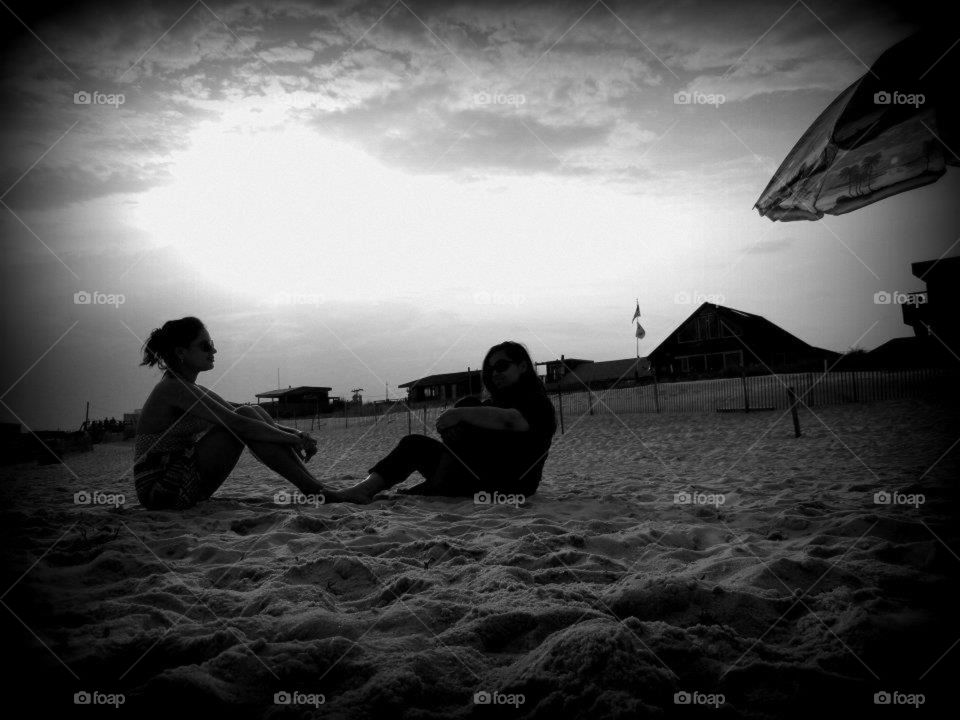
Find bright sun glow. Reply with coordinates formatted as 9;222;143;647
134;125;434;299
132;121;692;307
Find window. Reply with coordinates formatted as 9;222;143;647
723;351;743;368
677;323;699;343
707;353;724;371
701;314;720;340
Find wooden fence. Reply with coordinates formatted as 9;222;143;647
550;367;956;417
286;368;956;433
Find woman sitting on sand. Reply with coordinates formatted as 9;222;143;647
340;341;557;503
134;316;346;509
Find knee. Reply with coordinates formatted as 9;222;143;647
398;434;431;450
251;405;274;422
236;404;261;419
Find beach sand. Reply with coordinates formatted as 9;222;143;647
2;398;958;718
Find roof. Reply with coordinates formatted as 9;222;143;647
557;358;652;389
398;370;478;389
648;302;821;358
255;386;332;399
911;255;960;281
535;357;593;366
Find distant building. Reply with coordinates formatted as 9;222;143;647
537;358;593;387
899;255;959;366
648;302;838;380
255;386;332;417
538;357;652;392
398;370;484;404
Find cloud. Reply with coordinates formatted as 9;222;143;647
0;163;172;211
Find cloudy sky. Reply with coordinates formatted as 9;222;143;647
1;0;957;429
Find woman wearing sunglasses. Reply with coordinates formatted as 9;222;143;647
134;316;344;509
339;341;557;503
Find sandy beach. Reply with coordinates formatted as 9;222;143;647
2;397;958;718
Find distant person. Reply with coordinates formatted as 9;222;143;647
339;341;557;503
135;316;347;509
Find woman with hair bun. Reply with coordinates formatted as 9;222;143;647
135;316;347;509
339;340;557;503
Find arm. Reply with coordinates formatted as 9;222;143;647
198;387;304;439
164;383;302;446
442;407;530;432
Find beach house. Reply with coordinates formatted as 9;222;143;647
255;386;333;418
397;371;484;405
537;357;653;392
648;302;838;380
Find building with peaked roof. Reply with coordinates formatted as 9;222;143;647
648;303;838;380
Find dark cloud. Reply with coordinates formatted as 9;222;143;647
0;162;172;210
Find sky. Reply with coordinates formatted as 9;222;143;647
1;0;957;429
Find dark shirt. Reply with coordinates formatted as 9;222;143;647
451;391;557;493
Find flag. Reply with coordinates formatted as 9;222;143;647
631;300;640;322
635;322;645;339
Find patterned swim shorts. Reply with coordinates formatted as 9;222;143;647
134;445;209;510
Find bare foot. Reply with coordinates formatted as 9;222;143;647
332;486;376;504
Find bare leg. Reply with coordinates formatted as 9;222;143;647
237;406;348;503
337;472;388;504
340;435;475;503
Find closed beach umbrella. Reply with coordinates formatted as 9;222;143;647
754;28;958;221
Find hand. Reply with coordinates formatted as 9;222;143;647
435;409;459;433
296;432;318;462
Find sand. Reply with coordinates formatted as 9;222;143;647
2;397;958;718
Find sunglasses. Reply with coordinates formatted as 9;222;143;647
490;359;515;373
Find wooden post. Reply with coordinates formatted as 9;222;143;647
653;369;661;413
422;405;427;432
408;406;412;435
740;366;750;413
344;400;348;428
788;386;801;437
557;355;565;434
